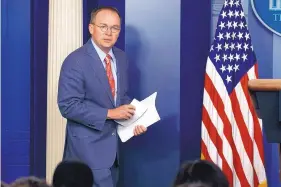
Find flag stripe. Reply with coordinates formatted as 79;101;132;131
246;66;267;184
201;123;223;166
248;65;263;131
233;81;261;186
204;61;251;186
202;105;233;184
246;67;265;164
201;139;211;161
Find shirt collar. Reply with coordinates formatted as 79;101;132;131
91;39;115;62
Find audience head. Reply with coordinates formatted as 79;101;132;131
52;160;93;187
174;160;229;187
9;176;50;187
1;181;9;187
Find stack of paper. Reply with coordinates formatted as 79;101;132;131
115;99;148;127
116;92;160;142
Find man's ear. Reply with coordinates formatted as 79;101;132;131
89;24;94;35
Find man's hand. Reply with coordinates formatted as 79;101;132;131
107;104;135;120
133;125;147;136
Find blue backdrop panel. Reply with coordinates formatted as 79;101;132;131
83;0;98;44
121;1;181;186
1;0;31;183
273;35;281;79
180;0;211;162
30;0;49;178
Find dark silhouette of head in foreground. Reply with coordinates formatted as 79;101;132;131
173;160;229;187
52;161;93;187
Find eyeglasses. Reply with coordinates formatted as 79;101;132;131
92;23;120;33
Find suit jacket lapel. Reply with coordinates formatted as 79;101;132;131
85;40;115;106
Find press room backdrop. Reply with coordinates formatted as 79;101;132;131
1;0;280;186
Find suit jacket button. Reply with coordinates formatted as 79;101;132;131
112;132;115;136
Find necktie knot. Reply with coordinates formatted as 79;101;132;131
104;54;115;98
105;54;111;64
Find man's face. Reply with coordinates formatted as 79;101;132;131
89;9;121;52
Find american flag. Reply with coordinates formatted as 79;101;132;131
201;0;267;186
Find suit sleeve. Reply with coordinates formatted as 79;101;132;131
57;55;107;131
120;58;132;105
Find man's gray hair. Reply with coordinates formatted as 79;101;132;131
90;6;122;24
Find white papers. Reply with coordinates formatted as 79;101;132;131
115;99;148;127
117;92;161;142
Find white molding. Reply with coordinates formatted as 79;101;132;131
46;0;83;182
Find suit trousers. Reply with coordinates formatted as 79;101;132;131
92;157;119;187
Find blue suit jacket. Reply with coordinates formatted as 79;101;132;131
57;39;131;169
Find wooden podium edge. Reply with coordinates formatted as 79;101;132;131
248;79;281;91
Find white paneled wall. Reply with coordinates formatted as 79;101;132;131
46;0;83;182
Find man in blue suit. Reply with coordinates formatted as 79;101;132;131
57;6;147;187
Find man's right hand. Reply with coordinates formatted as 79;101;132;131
107;104;135;120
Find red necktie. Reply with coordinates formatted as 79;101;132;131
105;54;115;98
